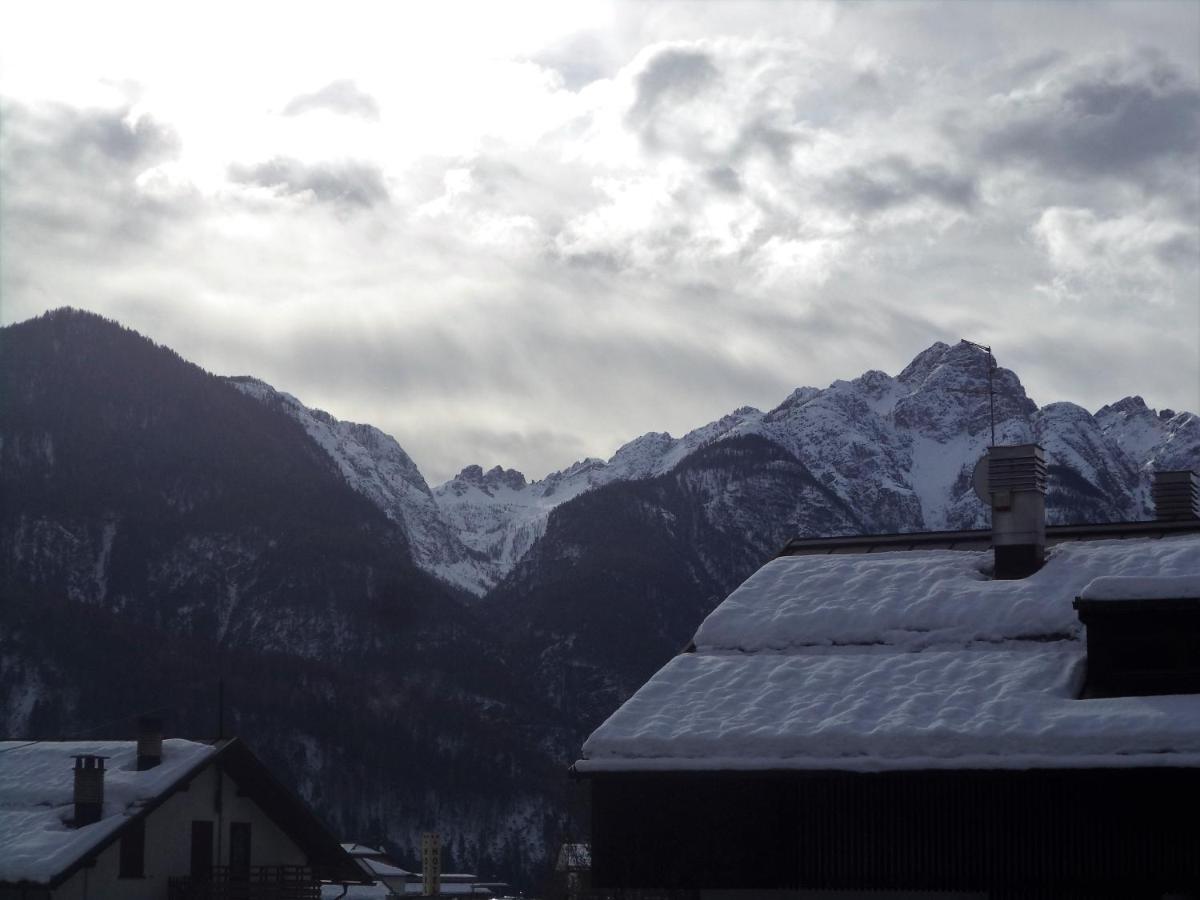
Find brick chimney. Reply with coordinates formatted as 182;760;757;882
1153;470;1200;521
72;755;107;826
136;715;163;771
988;444;1047;579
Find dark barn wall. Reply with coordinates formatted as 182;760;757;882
589;768;1200;898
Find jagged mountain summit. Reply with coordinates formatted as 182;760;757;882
226;338;1197;596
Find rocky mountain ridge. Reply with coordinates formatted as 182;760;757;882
237;339;1198;595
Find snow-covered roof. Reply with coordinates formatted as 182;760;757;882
360;857;414;878
1078;573;1200;601
577;533;1200;773
0;739;216;884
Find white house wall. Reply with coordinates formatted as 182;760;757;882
54;762;307;899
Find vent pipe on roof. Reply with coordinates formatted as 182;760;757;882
72;755;106;826
137;715;163;771
1152;470;1200;521
988;444;1046;579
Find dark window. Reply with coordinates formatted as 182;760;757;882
118;817;145;878
190;820;214;880
230;822;252;877
1075;599;1200;697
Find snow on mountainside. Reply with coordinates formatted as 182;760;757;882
443;341;1196;578
432;407;765;581
227;377;493;596
233;342;1196;596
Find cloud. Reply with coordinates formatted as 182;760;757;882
977;52;1200;184
628;48;720;129
282;79;380;119
825;155;977;214
1032;206;1199;307
228;157;389;208
2;5;1197;483
3;100;178;176
0;100;189;255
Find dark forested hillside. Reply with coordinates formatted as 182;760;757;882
0;309;568;885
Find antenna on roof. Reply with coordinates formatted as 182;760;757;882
961;339;997;447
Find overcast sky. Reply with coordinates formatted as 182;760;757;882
2;1;1197;484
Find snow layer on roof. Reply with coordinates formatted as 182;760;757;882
694;537;1200;651
0;739;215;884
580;646;1200;771
578;534;1200;772
1079;574;1200;601
361;857;414;878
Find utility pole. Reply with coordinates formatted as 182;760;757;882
962;340;997;447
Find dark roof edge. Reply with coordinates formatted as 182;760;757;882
778;519;1200;557
572;764;1200;780
215;740;369;884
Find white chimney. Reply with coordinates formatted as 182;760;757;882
988;444;1046;579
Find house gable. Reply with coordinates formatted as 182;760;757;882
0;738;361;894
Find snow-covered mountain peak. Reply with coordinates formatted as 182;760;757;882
447;464;529;495
1093;396;1199;474
228;376;494;596
896;340;953;386
232;344;1195;598
892;342;1035;441
764;386;822;421
608;433;677;479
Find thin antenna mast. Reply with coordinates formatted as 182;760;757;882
962;340;996;447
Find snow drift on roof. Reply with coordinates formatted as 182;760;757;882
578;533;1200;772
694;537;1200;651
580;646;1200;771
0;739;215;884
1079;574;1200;601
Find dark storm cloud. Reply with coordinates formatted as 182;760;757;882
228;157;388;207
826;155;977;214
978;54;1200;181
282;79;380;119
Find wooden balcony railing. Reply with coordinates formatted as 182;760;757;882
167;866;320;900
